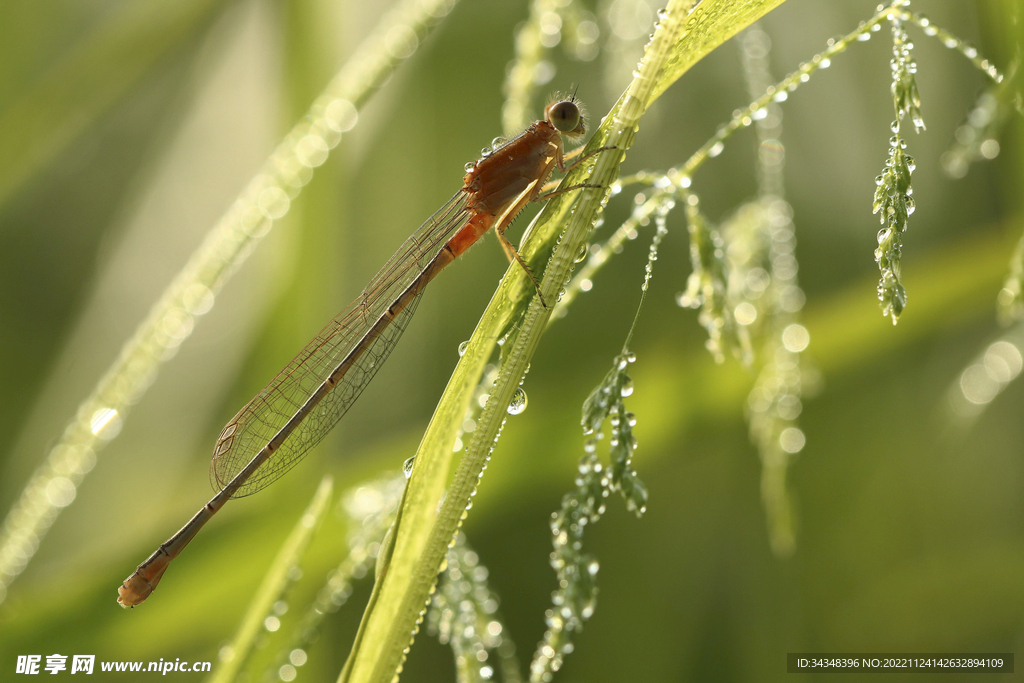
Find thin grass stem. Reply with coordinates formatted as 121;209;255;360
208;476;333;683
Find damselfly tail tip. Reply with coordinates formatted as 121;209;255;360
117;556;170;608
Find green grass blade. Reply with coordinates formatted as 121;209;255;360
207;476;333;683
651;0;788;103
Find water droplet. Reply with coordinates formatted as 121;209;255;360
507;387;528;415
458;340;469;357
619;377;634;397
575;243;588;263
465;161;475;172
491;136;505;148
403;456;416;479
481;147;493;157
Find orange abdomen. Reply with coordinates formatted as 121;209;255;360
447;213;495;258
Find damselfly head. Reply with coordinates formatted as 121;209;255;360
545;99;586;138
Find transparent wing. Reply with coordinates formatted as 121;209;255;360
211;190;471;498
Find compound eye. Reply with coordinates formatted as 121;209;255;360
547;100;581;133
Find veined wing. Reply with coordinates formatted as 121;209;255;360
211;190;471;497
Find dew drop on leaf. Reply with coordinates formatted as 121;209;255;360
507;387;528;415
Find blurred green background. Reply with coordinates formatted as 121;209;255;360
1;0;1022;681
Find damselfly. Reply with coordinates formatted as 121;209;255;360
118;96;609;607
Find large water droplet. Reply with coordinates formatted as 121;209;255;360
403;456;416;479
507;387;528;415
575;243;589;263
458;340;469;357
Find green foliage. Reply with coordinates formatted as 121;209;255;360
209;476;332;683
872;13;922;324
872;131;916;323
890;8;925;134
428;533;520;683
1;1;1022;682
533;351;645;681
580;353;645;512
338;2;789;680
262;474;404;682
678;191;746;361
